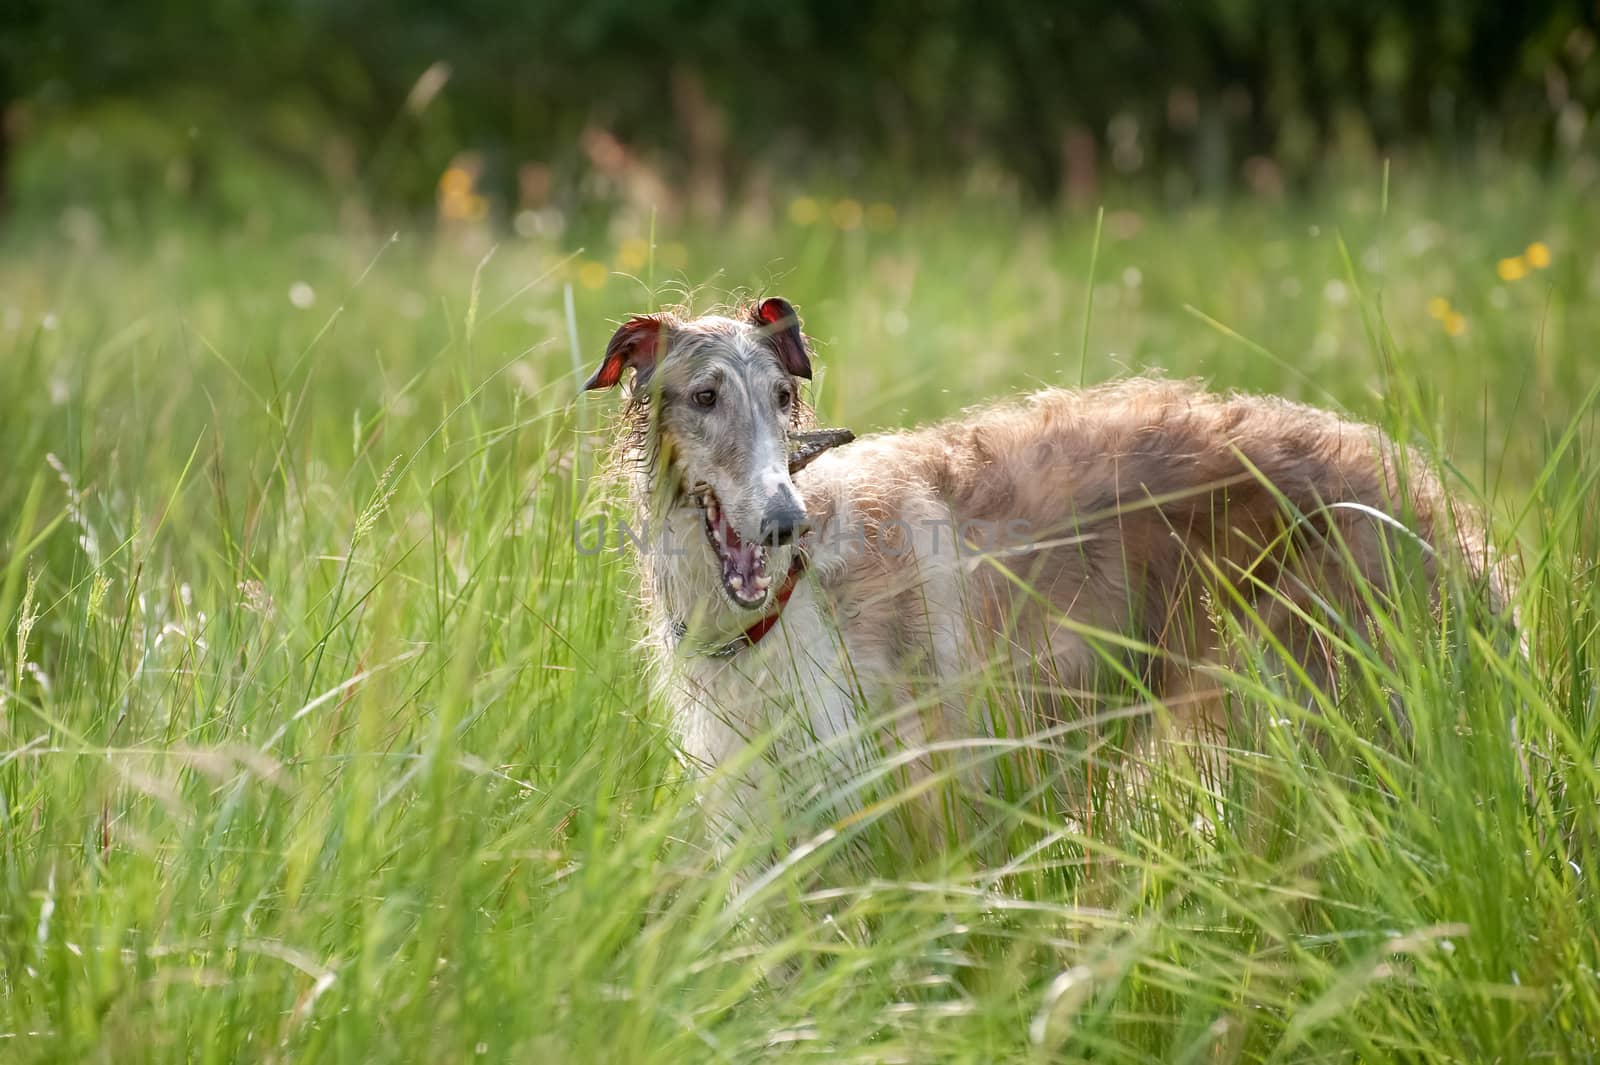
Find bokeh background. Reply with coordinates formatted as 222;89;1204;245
3;2;1597;231
4;6;1600;1062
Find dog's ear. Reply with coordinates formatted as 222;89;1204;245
753;297;812;380
583;315;668;392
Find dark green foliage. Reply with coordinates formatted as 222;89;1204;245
2;1;1597;214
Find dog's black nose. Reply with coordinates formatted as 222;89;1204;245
760;506;810;546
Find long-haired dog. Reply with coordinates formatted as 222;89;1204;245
582;299;1506;835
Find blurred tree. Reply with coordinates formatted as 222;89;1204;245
0;0;47;214
0;0;1595;220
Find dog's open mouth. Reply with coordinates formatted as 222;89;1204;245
695;487;773;610
679;431;854;612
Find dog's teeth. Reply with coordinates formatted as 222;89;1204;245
728;576;743;591
753;574;772;590
707;503;720;523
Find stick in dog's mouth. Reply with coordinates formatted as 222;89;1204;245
687;428;854;610
788;428;855;474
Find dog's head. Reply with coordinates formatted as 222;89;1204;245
584;298;842;611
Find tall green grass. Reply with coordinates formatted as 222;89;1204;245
2;174;1598;1062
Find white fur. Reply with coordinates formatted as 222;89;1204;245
640;457;985;839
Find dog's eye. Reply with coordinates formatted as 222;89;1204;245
693;389;717;409
776;386;793;410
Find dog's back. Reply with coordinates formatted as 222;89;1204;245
797;378;1505;724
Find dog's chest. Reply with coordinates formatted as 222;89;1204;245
664;586;870;773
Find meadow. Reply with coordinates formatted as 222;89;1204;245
2;168;1599;1062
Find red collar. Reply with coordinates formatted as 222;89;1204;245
726;552;808;653
672;550;809;659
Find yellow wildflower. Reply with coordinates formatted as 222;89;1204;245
578;261;609;290
788;197;821;226
1496;256;1528;282
831;198;864;230
616;237;650;272
1524;242;1551;269
1426;297;1451;320
867;202;898;230
1443;311;1467;337
439;167;473;198
437;161;486;222
660;242;690;270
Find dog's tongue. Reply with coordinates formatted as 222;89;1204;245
710;504;769;605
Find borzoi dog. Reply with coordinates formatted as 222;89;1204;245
582;299;1502;832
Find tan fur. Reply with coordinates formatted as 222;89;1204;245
590;308;1506;838
790;379;1502;737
